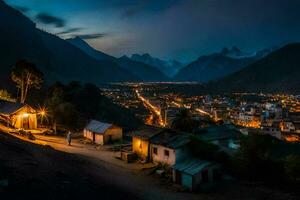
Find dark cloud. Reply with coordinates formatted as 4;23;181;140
35;13;65;28
120;0;180;18
13;5;29;13
121;4;147;18
57;27;83;35
73;33;109;39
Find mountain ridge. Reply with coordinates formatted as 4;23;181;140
130;53;184;77
205;43;300;93
67;37;169;81
0;0;139;88
174;46;275;83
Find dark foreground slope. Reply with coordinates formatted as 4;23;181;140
0;132;137;199
205;43;300;94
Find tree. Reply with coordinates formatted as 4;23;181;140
46;83;65;133
284;155;300;182
171;109;198;132
11;60;44;103
233;134;284;182
0;89;14;102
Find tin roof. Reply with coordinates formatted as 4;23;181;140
84;120;113;134
0;100;26;115
150;129;190;149
129;125;164;140
173;157;214;175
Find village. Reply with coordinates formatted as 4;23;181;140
0;97;231;191
1;81;300;197
102;83;300;142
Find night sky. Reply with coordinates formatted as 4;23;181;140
5;0;300;62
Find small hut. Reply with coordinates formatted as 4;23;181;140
0;100;37;129
83;120;123;145
130;125;163;161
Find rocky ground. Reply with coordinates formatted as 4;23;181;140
0;131;137;199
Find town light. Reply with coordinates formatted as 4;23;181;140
22;113;29;117
38;106;48;117
40;110;46;116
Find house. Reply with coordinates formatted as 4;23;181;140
130;126;163;161
149;129;190;165
0;100;37;129
279;121;295;133
261;121;282;139
83;120;122;145
197;125;242;151
172;157;221;191
293;122;300;134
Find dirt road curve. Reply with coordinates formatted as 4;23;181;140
0;132;297;200
33;135;207;200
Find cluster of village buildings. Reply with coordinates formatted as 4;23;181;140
82;119;241;190
1;91;300;190
233;101;300;141
0;98;240;191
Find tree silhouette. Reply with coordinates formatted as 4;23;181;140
11;60;44;103
171;109;197;132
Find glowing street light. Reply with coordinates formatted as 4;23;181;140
38;106;48;126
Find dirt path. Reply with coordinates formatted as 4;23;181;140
33;135;209;200
2;132;296;200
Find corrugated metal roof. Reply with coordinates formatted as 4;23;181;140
84;120;113;134
173;158;212;175
150;129;190;149
0;100;25;115
129;125;163;140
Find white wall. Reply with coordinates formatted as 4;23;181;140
151;144;176;165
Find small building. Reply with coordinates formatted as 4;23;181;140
83;120;122;145
172;157;221;191
149;129;190;165
293;122;300;134
197;125;242;152
130;126;163;161
261;121;282;139
0;100;37;129
279;121;295;133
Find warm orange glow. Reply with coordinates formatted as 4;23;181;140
38;106;48;117
22;113;29;117
234;120;261;128
195;108;213;118
284;135;300;142
135;89;165;127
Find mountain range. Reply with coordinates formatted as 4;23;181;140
205;43;300;93
0;0;140;88
67;37;168;81
130;53;184;77
1;1;300;94
173;46;276;83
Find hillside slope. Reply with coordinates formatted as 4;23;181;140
131;53;184;77
0;131;137;199
206;43;300;93
67;37;168;81
0;1;138;88
174;53;256;83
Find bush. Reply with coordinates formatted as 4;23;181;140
284;155;300;182
188;135;221;161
